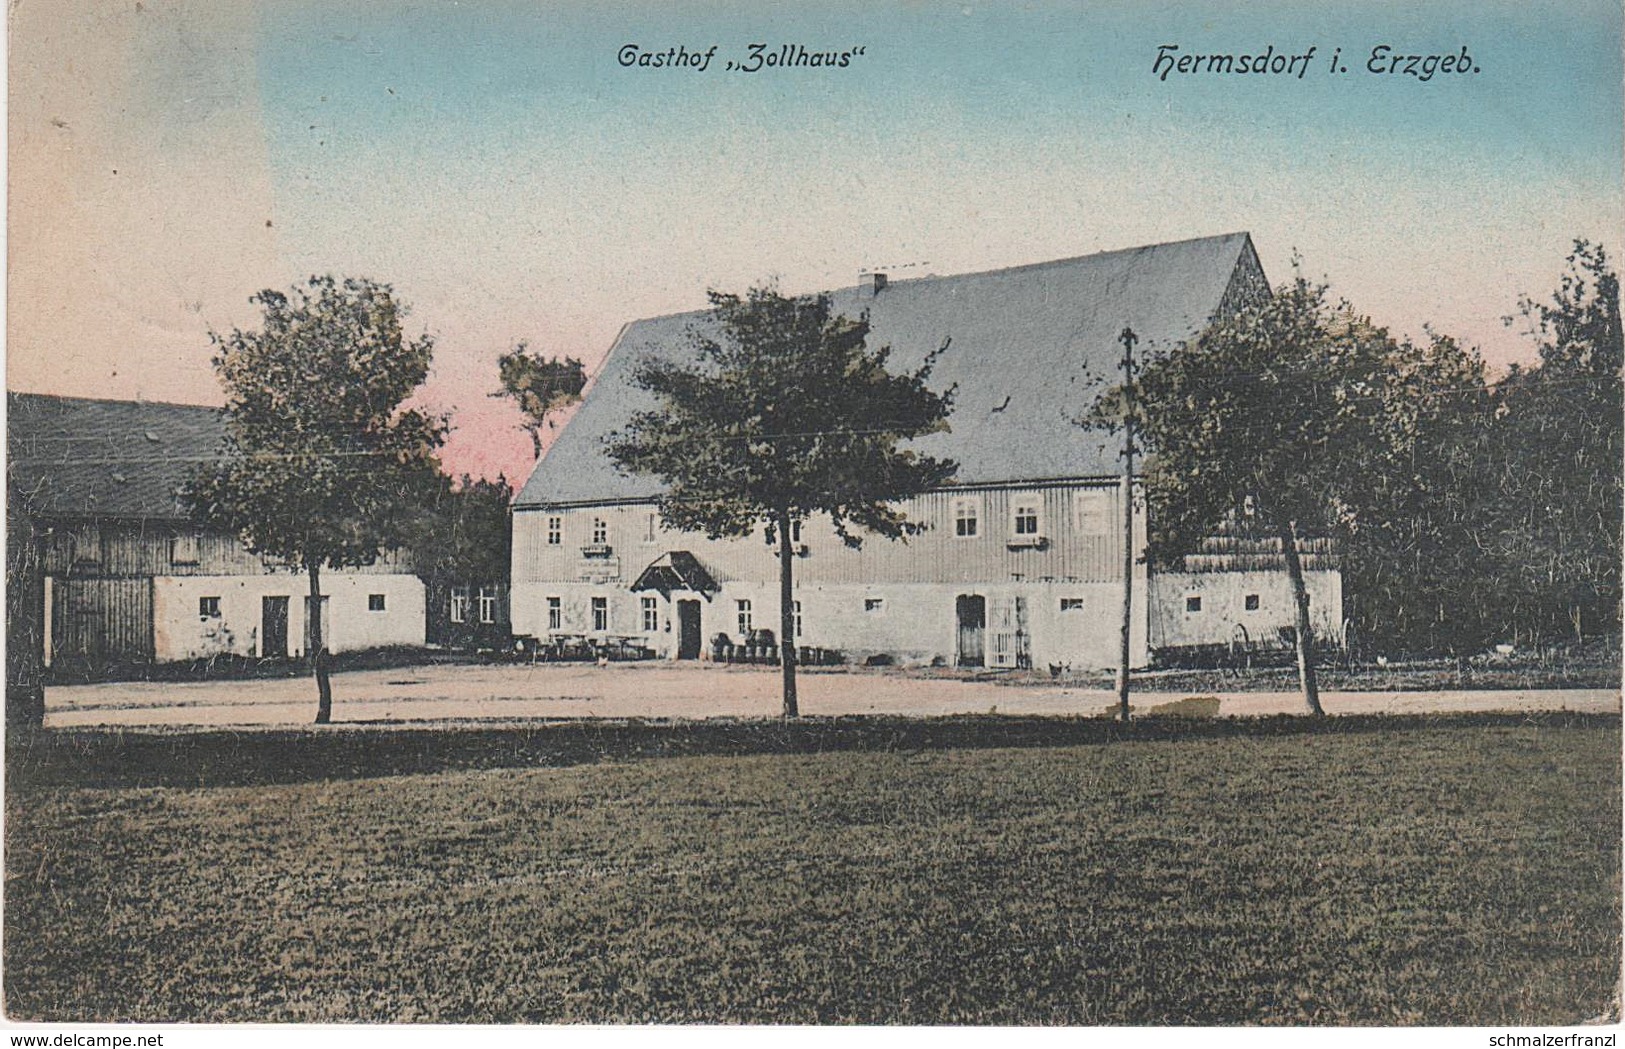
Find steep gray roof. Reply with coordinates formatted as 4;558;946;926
516;232;1265;509
7;393;226;520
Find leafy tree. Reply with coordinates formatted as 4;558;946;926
186;276;446;723
407;473;513;589
1095;276;1410;715
606;285;957;717
496;343;587;459
1337;332;1501;656
1489;240;1622;644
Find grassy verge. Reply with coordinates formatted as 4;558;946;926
5;716;1619;1024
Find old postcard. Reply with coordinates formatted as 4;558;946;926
5;0;1622;1038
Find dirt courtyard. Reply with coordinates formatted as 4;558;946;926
40;661;1620;728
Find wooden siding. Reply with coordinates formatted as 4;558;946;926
40;518;415;578
514;482;1145;589
51;577;153;661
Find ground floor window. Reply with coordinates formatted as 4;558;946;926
477;586;497;624
592;596;609;632
737;599;752;637
450;587;469;623
794;600;803;639
547;596;561;631
641;596;659;632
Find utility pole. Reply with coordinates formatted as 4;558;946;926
1116;326;1138;723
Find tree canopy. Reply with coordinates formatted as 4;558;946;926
1095;275;1428;712
606;285;957;715
186;275;446;722
496;343;587;459
407;473;514;589
1096;240;1621;680
1486;240;1623;644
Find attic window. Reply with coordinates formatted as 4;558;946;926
1245;594;1260;612
72;524;101;565
170;533;200;566
1074;491;1112;534
1186;596;1202;614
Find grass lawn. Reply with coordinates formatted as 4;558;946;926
4;715;1619;1024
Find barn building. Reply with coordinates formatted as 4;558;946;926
6;393;427;676
510;233;1342;669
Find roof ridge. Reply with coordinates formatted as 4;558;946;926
837;231;1252;295
7;390;223;414
580;232;1254;330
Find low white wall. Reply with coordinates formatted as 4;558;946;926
153;572;425;661
1148;569;1343;652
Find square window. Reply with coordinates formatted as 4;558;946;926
1060;597;1084;612
547;516;562;545
1186;596;1202;613
198;596;221;618
368;594;386;612
1245;594;1260;612
953;497;980;538
170;533;200;566
547;596;562;631
1074;491;1113;534
641;596;659;632
592;596;609;632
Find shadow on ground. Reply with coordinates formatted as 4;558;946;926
9;711;1615;792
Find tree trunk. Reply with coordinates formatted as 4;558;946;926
775;509;800;718
6;510;46;730
1278;521;1324;716
1116;475;1133;723
308;563;334;725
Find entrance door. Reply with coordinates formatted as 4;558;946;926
956;594;986;667
262;596;289;658
676;600;701;660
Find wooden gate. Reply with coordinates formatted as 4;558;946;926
50;578;154;664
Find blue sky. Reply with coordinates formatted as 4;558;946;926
11;0;1622;480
